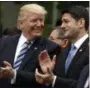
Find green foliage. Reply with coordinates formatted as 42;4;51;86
57;1;89;10
43;24;53;37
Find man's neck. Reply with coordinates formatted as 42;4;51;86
22;32;34;41
71;30;87;44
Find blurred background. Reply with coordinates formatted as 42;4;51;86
0;1;89;37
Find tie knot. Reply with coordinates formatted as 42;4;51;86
71;45;76;50
25;41;31;45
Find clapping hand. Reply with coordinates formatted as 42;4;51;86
39;50;56;73
0;61;14;79
35;50;56;84
35;67;55;84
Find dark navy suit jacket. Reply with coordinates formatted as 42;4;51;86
0;35;60;88
53;37;89;88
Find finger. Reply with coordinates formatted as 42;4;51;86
0;67;5;72
52;55;56;66
36;68;42;77
36;77;43;84
35;68;44;83
0;67;9;71
43;50;50;58
40;50;50;59
3;61;11;67
43;50;47;52
47;67;53;75
35;68;38;75
36;68;46;77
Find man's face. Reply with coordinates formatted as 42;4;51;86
60;13;80;39
20;12;45;39
49;30;61;45
49;29;66;48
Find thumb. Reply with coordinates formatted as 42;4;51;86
3;61;11;67
35;68;39;74
52;55;56;66
47;67;53;75
0;67;6;71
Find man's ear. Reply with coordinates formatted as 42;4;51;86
78;18;85;28
62;39;68;49
17;20;23;30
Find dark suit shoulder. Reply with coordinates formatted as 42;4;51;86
39;37;61;57
40;37;60;50
0;35;20;51
1;35;20;43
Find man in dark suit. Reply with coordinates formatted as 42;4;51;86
35;5;89;88
0;4;60;88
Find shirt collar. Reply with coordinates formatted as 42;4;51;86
18;33;28;47
18;33;34;48
73;34;88;49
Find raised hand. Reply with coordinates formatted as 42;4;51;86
39;50;56;73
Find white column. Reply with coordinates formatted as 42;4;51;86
52;1;58;27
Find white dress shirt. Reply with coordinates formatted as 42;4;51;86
11;34;33;84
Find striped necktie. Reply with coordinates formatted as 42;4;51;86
65;45;77;73
13;41;31;70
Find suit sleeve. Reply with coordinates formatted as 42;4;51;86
13;70;37;86
45;39;61;58
54;76;77;88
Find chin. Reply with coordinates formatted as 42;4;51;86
32;33;42;39
34;32;43;36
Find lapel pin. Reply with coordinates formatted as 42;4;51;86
79;49;82;52
34;47;38;50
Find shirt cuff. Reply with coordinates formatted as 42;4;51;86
11;69;17;84
52;75;57;87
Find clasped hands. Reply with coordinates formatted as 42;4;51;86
35;50;56;85
0;50;56;85
0;61;14;79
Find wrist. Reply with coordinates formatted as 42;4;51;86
52;75;57;87
10;69;15;79
49;75;55;84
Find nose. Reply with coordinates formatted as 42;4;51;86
37;20;42;26
60;23;65;29
36;20;44;29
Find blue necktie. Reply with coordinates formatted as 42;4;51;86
65;45;77;73
13;41;30;70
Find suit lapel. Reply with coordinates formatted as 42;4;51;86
0;35;20;66
66;37;89;75
19;37;42;70
10;35;20;65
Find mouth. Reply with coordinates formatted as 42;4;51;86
33;28;44;32
31;28;43;35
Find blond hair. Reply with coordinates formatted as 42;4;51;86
17;3;47;21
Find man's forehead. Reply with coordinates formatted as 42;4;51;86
27;12;44;16
26;13;45;19
61;13;72;19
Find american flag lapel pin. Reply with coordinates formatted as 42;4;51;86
79;49;83;52
34;47;38;50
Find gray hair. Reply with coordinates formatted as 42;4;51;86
17;3;47;21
